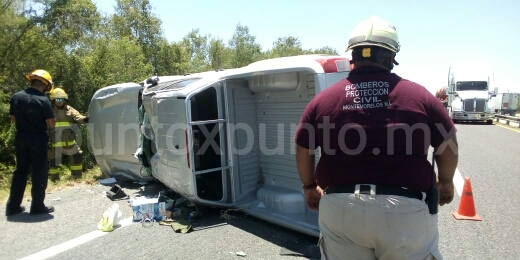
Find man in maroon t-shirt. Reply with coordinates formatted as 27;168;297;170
295;16;458;260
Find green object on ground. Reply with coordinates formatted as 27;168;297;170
171;219;192;233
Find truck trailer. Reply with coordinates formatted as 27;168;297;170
494;93;519;116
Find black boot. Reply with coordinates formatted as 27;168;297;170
5;205;25;216
30;206;55;215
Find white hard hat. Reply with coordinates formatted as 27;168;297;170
346;16;400;53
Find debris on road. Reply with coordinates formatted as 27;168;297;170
105;184;129;201
171;219;192;233
220;208;240;220
98;177;117;186
98;203;123;232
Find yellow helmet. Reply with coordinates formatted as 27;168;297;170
25;69;53;87
49;87;68;100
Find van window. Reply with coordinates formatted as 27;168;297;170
146;78;202;93
191;87;219;121
190;87;222;171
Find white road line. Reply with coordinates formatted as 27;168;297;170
453;168;464;197
20;217;134;260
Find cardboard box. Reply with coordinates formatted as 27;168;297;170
131;198;166;222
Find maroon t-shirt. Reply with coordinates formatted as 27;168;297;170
295;66;456;192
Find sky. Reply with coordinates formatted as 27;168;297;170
91;0;520;94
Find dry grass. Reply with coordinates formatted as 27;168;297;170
0;167;106;204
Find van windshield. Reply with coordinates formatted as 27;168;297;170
456;81;487;91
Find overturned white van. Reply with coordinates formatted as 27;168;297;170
89;55;351;236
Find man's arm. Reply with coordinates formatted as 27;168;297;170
46;117;56;144
434;134;458;205
46;118;56;128
296;145;322;210
296;145;316;186
10;115;15;123
68;106;88;123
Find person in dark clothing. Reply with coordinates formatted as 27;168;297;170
6;69;56;216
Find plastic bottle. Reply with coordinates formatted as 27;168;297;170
188;211;198;222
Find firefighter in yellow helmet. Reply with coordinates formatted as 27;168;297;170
48;87;89;181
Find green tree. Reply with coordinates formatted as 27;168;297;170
305;46;339;55
79;36;153;93
228;23;263;68
269;36;304;58
0;91;16;168
155;40;190;76
208;37;231;70
0;0;349;184
41;0;100;48
111;0;163;73
0;0;50;93
181;29;210;72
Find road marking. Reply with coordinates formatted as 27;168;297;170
495;123;520;133
20;217;134;260
454;168;464;197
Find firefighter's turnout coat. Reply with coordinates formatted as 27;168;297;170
48;104;87;177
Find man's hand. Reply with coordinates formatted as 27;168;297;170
436;181;454;206
304;186;323;210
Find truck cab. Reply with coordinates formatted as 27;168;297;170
447;63;496;123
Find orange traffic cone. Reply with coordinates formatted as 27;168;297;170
453;177;482;221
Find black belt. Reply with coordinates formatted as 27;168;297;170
325;184;426;201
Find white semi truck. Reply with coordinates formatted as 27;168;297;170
446;63;497;124
494;93;519;116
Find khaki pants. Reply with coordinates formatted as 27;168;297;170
318;187;442;260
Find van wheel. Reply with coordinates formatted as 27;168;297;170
486;120;493;125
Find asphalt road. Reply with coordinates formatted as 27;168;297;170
1;121;519;260
436;122;520;260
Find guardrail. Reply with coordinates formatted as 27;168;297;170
494;114;520;128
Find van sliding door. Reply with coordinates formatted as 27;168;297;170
187;82;231;204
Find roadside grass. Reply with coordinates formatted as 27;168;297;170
0;166;106;204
